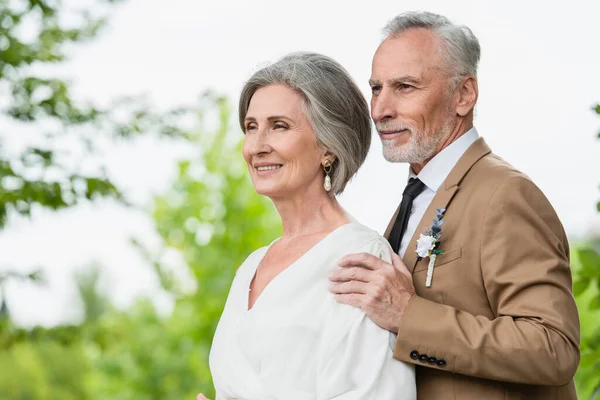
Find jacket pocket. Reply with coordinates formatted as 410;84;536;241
414;245;462;273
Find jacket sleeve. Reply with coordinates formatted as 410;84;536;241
393;176;580;385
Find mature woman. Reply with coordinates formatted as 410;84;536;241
205;52;416;399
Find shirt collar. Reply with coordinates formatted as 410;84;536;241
408;127;480;192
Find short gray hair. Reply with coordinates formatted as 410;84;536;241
383;11;481;82
238;52;371;195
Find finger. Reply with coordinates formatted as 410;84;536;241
197;394;209;400
334;293;365;308
329;266;373;283
329;280;370;295
338;252;383;270
391;251;410;275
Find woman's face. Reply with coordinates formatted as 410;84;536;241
242;84;326;199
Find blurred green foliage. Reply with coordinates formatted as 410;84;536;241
0;0;276;398
0;0;189;230
0;0;191;308
573;239;600;400
0;0;599;399
80;94;280;399
1;91;279;398
572;104;600;399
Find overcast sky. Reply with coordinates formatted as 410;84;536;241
1;0;599;327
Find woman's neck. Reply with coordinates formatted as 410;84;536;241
270;185;349;239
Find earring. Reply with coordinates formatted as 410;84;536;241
323;160;332;192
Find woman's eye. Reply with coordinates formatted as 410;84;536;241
245;124;257;132
273;123;288;130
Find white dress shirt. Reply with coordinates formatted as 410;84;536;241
398;127;480;258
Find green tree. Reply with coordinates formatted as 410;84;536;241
572;104;600;399
0;0;188;297
85;93;280;399
0;0;190;398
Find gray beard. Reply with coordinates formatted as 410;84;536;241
378;118;454;164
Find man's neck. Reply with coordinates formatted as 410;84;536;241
411;119;473;175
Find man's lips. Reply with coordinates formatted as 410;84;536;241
378;129;411;139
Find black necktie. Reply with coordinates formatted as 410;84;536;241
389;178;426;254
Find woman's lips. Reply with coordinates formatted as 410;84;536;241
254;164;283;175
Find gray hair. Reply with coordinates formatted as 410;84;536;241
238;52;371;195
383;11;481;83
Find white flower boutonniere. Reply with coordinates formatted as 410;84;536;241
415;208;446;288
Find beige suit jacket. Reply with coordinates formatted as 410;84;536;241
384;138;580;400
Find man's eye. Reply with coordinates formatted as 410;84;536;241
245;124;257;132
398;84;414;91
371;85;381;94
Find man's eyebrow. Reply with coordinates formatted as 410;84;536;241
369;76;422;87
388;75;421;85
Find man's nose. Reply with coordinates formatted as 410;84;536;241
371;88;397;123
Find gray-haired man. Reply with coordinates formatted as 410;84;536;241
329;11;580;400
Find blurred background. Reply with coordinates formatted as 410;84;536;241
0;0;599;398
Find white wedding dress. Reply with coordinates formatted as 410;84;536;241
209;222;416;400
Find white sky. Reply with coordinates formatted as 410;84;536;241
1;0;599;326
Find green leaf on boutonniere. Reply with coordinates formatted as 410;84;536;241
433;249;444;256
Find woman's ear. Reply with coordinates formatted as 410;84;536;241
323;150;337;165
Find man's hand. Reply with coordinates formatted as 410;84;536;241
197;394;210;400
329;251;416;333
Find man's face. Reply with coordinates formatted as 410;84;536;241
370;28;458;164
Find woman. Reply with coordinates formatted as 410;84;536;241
205;52;416;399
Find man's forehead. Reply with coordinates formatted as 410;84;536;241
381;28;441;50
371;32;445;79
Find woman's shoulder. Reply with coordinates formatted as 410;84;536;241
337;222;392;255
235;244;272;275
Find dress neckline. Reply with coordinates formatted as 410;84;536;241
246;222;357;312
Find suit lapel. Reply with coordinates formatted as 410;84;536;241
383;206;400;239
384;137;492;273
402;186;459;273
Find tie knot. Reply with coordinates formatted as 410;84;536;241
403;178;426;198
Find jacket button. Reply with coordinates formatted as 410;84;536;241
437;359;447;368
418;354;428;363
409;350;419;360
427;357;437;364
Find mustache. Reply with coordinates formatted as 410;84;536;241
375;122;414;134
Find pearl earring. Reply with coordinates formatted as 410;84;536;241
323;160;332;192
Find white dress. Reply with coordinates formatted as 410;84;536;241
209;222;416;400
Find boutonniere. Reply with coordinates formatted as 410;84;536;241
415;208;446;288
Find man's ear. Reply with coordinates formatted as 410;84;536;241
455;76;478;117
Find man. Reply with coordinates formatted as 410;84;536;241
329;11;580;399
